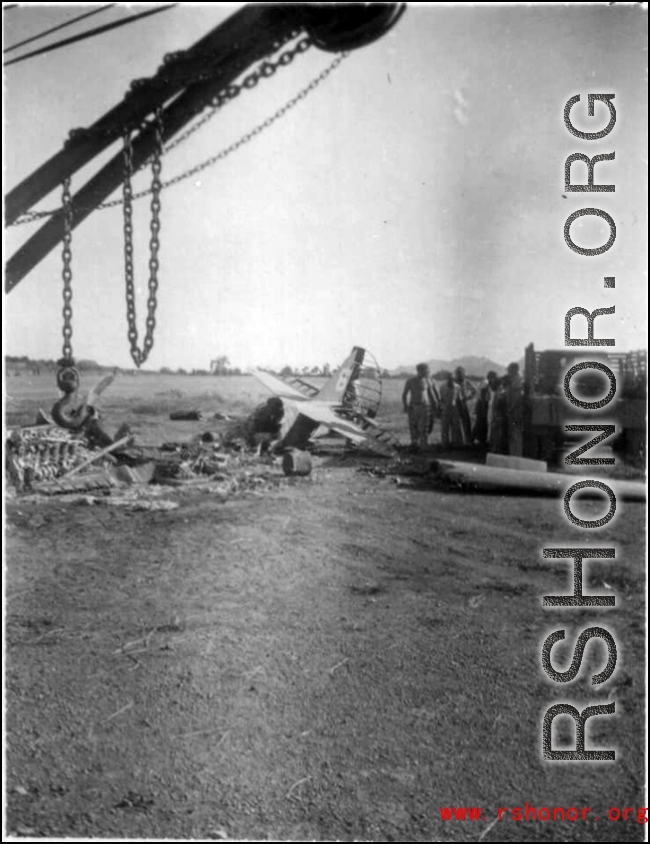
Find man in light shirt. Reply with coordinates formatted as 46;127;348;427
402;363;440;450
454;366;477;444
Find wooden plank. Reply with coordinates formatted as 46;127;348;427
61;435;132;478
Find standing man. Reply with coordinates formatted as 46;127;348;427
473;370;500;446
505;362;525;456
454;366;477;444
439;371;463;448
402;363;440;451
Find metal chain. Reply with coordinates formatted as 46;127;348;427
161;47;348;191
103;42;346;204
12;40;347;225
61;177;74;362
152;28;303;156
159;35;312;158
123;108;163;368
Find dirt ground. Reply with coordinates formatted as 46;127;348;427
4;374;647;842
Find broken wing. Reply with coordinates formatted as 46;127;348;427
250;369;312;402
297;402;369;444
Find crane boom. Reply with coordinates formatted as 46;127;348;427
5;3;405;292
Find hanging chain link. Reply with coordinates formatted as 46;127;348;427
158;35;312;160
12;39;348;225
151;28;304;157
123;108;163;368
161;45;348;191
61;177;74;363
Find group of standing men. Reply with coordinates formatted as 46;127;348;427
402;362;525;455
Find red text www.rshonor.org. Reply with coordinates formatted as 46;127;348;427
439;805;648;824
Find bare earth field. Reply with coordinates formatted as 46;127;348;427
4;373;647;842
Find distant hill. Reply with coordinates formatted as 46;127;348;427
391;356;506;380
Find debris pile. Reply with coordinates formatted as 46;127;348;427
6;419;292;505
156;435;230;482
155;436;285;495
356;456;467;492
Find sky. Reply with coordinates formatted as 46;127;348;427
3;2;648;373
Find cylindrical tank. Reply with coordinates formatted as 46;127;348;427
282;449;312;477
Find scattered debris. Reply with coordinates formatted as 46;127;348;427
109;462;156;486
350;581;383;596
106;497;179;511
169;409;203;421
6;413;291;507
479;817;500;842
114;791;154;812
105;700;134;722
329;657;350;676
209;828;231;841
286;776;311;800
394;477;418;488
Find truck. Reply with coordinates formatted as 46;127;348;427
522;343;646;467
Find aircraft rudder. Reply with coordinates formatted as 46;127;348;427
318;347;365;402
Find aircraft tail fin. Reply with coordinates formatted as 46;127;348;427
318;346;366;403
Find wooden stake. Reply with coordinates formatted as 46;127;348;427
61;435;132;478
